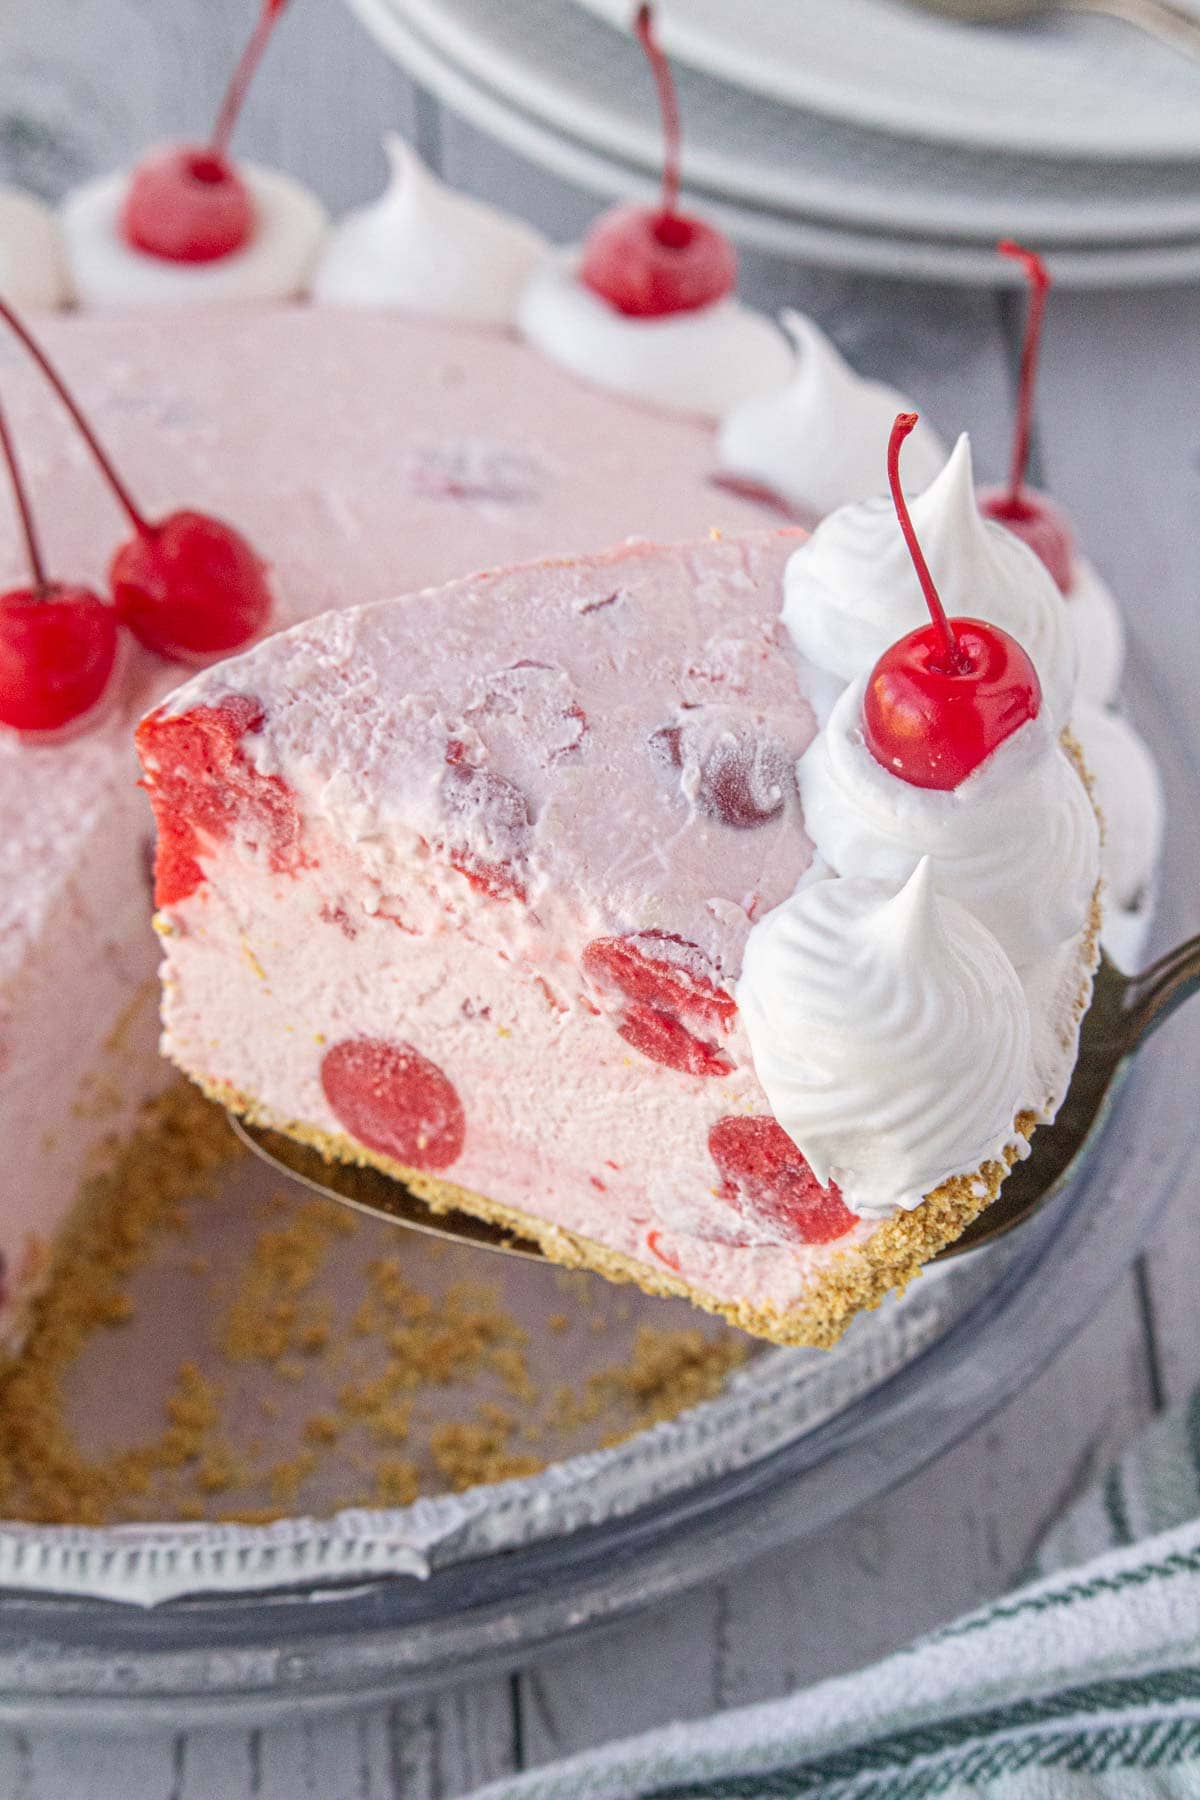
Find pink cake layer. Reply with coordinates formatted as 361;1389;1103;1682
1;307;771;1348
142;532;901;1331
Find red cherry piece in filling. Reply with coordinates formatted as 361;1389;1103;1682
135;694;302;906
578;7;736;318
708;1116;858;1245
863;413;1041;792
583;932;735;1076
618;1004;735;1077
584;932;735;1028
441;754;531;902
469;662;588;763
0;585;118;735
111;509;272;663
645;1229;682;1273
321;1039;465;1172
651;720;791;828
979;240;1073;593
121;147;255;264
120;0;290;264
705;733;791;828
978;485;1074;595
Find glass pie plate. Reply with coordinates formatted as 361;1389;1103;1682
0;649;1193;1729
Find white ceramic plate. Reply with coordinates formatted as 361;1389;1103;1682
360;0;1200;241
348;0;1200;284
572;0;1200;162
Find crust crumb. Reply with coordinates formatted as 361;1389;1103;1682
0;1084;747;1526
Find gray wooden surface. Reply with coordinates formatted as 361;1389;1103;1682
1;0;1197;1792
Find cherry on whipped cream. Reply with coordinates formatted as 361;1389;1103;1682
0;392;119;735
578;5;735;318
863;412;1041;792
121;0;290;265
0;297;271;663
977;240;1074;594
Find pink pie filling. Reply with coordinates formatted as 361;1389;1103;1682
140;530;877;1324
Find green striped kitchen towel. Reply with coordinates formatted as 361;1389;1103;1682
469;1390;1200;1799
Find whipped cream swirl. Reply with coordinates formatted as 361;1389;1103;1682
1067;556;1125;706
1071;698;1164;966
781;434;1078;727
61;161;327;306
716;310;946;522
797;679;1099;968
738;861;1032;1217
0;187;66;309
517;251;792;420
313;137;547;325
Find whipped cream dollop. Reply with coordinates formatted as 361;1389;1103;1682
738;861;1032;1217
797;678;1099;968
716;310;946;522
0;187;67;309
517;251;792;419
1066;557;1125;706
1072;698;1164;967
61;161;327;306
313;136;547;324
781;434;1078;727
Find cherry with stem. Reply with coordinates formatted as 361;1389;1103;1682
635;4;681;232
579;4;736;317
0;400;49;595
0;297;272;663
122;0;292;265
998;238;1049;512
0;299;147;534
211;0;289;165
862;412;1041;791
0;389;119;737
887;411;965;677
977;239;1074;592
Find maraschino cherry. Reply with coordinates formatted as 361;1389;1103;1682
0;394;119;736
0;298;271;663
978;240;1074;593
862;413;1041;791
121;0;290;265
579;5;736;317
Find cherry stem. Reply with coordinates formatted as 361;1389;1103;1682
0;396;49;594
211;0;289;162
634;5;680;223
888;412;962;674
998;237;1051;511
0;297;150;537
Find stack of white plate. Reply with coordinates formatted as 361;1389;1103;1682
347;0;1200;283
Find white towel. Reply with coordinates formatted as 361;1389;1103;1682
468;1389;1200;1798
